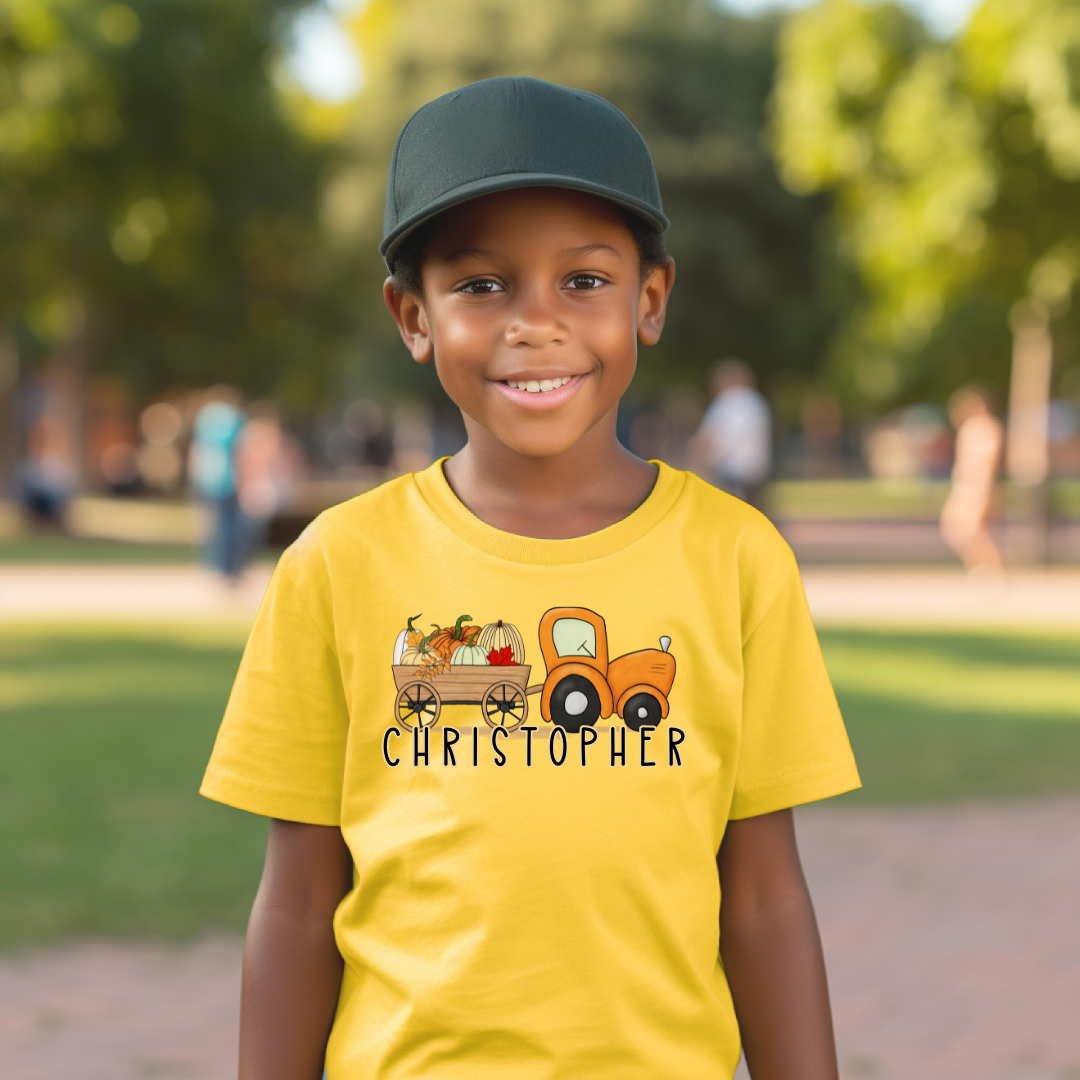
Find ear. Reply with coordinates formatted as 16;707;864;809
383;278;434;364
637;260;676;347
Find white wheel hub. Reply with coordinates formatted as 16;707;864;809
637;706;649;719
564;690;589;716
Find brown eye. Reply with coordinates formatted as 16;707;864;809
567;274;605;291
460;279;502;294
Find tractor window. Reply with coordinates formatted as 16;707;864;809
552;618;596;658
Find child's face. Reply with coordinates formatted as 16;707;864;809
385;187;674;460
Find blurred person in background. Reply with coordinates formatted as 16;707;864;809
940;385;1004;575
695;359;772;507
18;412;75;526
189;386;245;579
236;402;306;560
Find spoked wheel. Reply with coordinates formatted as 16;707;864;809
396;681;442;729
481;682;528;733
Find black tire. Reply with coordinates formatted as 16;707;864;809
623;692;662;731
549;674;602;732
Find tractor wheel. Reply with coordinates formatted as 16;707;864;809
623;692;662;731
549;674;601;733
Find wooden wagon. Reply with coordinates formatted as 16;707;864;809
392;665;542;733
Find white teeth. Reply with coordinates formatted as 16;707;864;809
506;376;574;392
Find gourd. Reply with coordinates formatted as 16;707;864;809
450;642;489;665
399;630;441;666
393;614;423;665
477;620;524;664
429;614;482;658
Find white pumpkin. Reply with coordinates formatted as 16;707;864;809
393;614;423;665
450;643;489;665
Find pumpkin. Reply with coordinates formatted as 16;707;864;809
393;613;423;665
399;629;441;666
477;620;524;664
450;642;489;665
429;614;482;657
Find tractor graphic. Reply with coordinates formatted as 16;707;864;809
536;607;676;732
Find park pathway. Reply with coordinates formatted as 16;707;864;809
1;798;1078;1080
3;563;1080;625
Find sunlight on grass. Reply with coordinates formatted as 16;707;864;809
2;621;1079;948
822;632;1080;721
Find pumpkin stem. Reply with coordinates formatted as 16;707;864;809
453;614;472;638
405;613;422;632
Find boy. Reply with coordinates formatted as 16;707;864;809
202;76;859;1080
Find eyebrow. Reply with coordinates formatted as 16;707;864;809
559;243;623;260
441;248;498;263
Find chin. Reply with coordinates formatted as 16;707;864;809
496;426;591;460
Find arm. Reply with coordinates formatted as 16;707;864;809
717;809;838;1080
240;819;354;1080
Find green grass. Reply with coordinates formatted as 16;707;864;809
820;627;1080;803
0;536;282;563
0;623;264;951
1;622;1078;949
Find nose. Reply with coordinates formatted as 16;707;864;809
504;286;568;349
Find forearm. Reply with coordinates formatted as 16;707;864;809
240;896;343;1080
721;888;838;1080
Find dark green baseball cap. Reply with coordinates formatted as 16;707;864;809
380;76;669;269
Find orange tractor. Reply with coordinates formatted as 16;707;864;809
536;607;676;732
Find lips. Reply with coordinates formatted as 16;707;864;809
492;373;586;410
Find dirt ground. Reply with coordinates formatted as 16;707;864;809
2;799;1078;1080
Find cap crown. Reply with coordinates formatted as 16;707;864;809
381;76;667;267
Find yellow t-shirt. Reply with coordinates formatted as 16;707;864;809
201;461;859;1080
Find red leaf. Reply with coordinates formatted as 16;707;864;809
487;646;514;666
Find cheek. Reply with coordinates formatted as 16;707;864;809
431;308;501;368
577;296;639;363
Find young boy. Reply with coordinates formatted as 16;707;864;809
201;76;860;1080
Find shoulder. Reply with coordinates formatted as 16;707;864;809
674;471;797;627
678;472;791;559
277;471;420;584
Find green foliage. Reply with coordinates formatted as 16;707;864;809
0;0;342;408
771;0;1080;408
326;0;838;402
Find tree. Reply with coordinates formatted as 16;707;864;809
322;0;837;406
770;0;1080;411
1;0;339;411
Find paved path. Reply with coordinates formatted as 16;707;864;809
3;563;1080;626
2;799;1078;1080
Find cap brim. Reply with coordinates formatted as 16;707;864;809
380;172;670;268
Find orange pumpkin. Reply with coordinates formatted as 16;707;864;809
429;615;481;657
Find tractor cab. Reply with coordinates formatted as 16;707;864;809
537;607;676;732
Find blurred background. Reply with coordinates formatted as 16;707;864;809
1;1;1079;1078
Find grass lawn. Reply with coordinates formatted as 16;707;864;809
1;621;1078;949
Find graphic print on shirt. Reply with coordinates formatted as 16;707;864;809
391;607;676;734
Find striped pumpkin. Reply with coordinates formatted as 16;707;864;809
477;620;525;664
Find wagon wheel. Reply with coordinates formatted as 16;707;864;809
395;681;442;729
481;682;528;733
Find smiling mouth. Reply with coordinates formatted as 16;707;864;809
499;376;575;394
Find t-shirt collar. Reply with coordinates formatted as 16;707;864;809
412;458;685;565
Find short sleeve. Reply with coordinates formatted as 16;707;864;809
729;559;860;819
200;556;349;826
